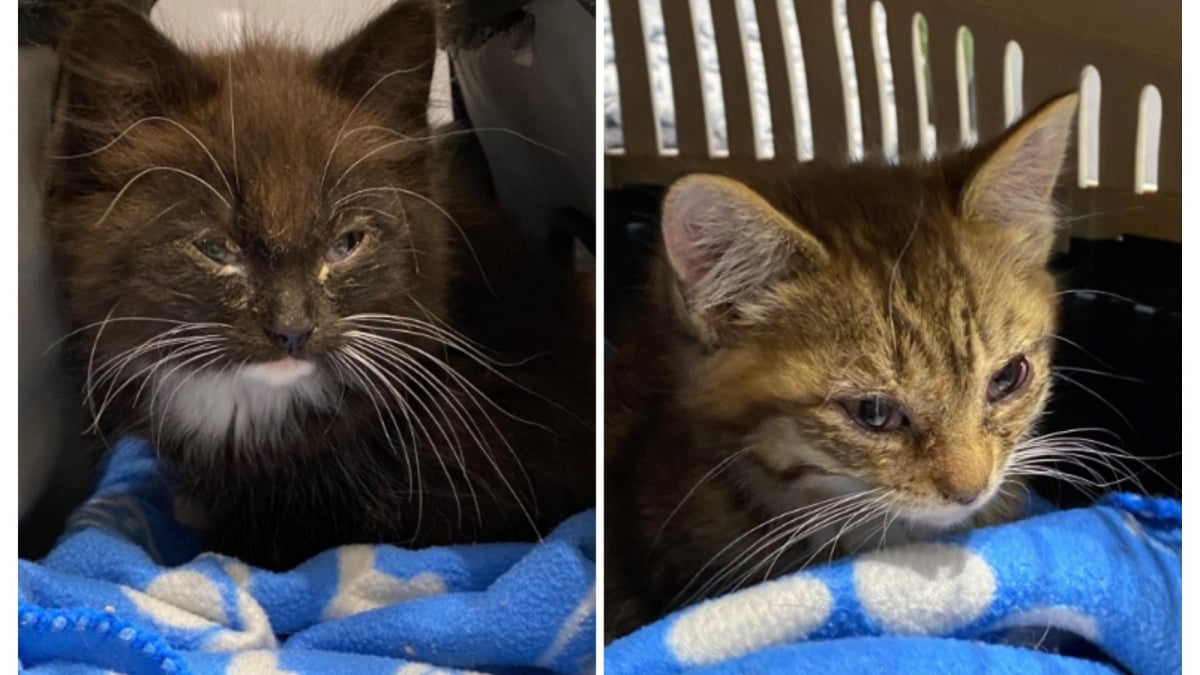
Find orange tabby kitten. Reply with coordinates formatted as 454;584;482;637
606;93;1078;638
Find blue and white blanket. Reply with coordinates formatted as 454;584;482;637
18;437;596;675
606;492;1181;675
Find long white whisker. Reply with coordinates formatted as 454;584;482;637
344;345;427;540
91;341;224;432
698;495;879;605
332;127;566;188
651;448;752;550
48;317;227;355
334;186;492;293
318;61;434;191
96;166;231;228
227;54;239;193
670;490;877;610
146;347;227;443
350;338;473;529
333;351;414;500
1051;373;1134;430
1053;365;1147;384
355;337;540;537
54;115;235;202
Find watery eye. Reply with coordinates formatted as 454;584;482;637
988;355;1032;403
194;237;239;265
326;231;367;263
843;396;908;432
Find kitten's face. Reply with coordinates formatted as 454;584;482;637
48;2;451;443
661;94;1077;530
686;203;1057;528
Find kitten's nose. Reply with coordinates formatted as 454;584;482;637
264;326;313;355
940;486;982;506
931;452;990;507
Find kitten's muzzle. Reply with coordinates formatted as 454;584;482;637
264;325;314;356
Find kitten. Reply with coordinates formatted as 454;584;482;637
43;0;594;569
605;93;1078;638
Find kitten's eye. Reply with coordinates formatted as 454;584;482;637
842;396;908;432
194;237;240;265
326;230;367;263
988;355;1032;403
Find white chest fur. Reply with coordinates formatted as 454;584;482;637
150;360;331;447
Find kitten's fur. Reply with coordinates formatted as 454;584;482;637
605;94;1078;638
45;0;593;568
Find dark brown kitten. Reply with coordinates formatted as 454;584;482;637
606;94;1077;638
44;0;593;568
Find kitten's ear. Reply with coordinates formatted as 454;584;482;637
56;2;214;125
961;92;1078;263
661;174;827;329
317;0;437;130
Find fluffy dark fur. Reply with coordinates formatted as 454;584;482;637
44;0;593;568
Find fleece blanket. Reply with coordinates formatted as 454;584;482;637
18;437;596;675
606;492;1181;675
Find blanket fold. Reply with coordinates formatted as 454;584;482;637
19;437;596;675
605;492;1180;675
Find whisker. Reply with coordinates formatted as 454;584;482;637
47;317;227;354
650;447;752;550
227;54;239;193
318;61;435;192
1053;365;1147;384
91;341;225;432
96;166;231;228
701;493;887;605
350;339;474;529
343;345;427;539
333;186;492;294
1048;334;1117;371
145;348;228;443
332;126;566;188
84;321;227;429
1051;288;1140;304
355;336;541;536
887;213;921;359
1051;373;1134;430
342;320;585;421
332;351;415;501
1012;435;1178;493
352;331;550;431
670;490;881;610
53;115;235;202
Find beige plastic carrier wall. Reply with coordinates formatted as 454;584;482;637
605;0;1180;243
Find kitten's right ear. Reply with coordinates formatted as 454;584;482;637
661;175;827;331
56;2;213;125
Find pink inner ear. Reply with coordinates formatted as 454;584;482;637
1008;126;1062;198
662;186;725;289
969;118;1070;228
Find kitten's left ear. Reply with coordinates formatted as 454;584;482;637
661;174;828;341
56;2;215;126
960;92;1078;263
317;0;437;129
